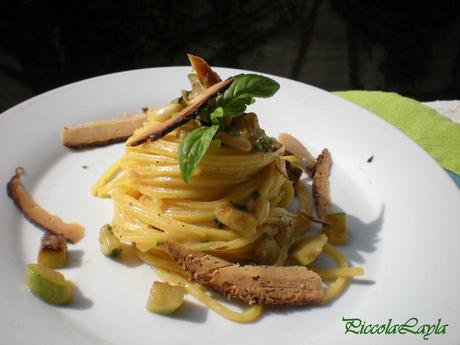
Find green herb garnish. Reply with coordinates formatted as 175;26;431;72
255;135;270;151
178;125;220;183
209;106;224;125
265;233;274;240
110;248;121;256
251;190;260;201
213;218;224;229
216;74;280;117
156;240;164;247
177;74;280;183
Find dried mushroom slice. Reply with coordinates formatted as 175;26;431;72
166;242;324;306
187;54;222;87
278;133;317;170
61;113;147;148
126;78;233;146
312;148;331;220
7;167;85;244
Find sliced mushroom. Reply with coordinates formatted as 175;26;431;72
312;148;331;219
187;54;221;87
61;113;147;148
61;55;222;148
126;78;233;146
7;168;85;243
278;133;317;170
166;242;324;305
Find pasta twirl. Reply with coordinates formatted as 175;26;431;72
93;60;364;322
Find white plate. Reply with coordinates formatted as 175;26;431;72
1;67;459;345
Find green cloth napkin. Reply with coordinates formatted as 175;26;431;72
333;91;460;177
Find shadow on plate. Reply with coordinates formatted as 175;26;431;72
334;203;385;264
113;243;143;268
60;249;84;269
62;285;93;310
166;300;208;324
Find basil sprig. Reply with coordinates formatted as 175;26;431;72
217;74;280;117
178;74;279;183
178;125;219;183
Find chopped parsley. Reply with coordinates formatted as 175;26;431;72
156;240;164;247
230;201;248;212
255;135;270;151
110;248;121;256
265;233;274;241
213;219;224;229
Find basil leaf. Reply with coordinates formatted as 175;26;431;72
219;74;280;117
178;125;220;183
210;106;224;125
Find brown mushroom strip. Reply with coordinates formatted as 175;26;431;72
187;54;221;87
278;133;317;170
312;148;331;219
61;113;147;148
166;242;324;306
126;78;233;146
7;168;84;243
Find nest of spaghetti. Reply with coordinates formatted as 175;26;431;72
92;55;364;322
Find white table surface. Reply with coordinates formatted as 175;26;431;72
424;100;460;124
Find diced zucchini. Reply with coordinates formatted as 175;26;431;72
38;233;67;268
26;263;73;305
254;233;280;264
293;234;328;266
322;213;348;245
99;224;122;256
146;281;185;315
